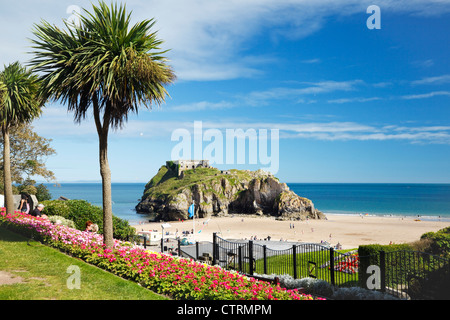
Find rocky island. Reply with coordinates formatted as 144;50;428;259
136;160;325;222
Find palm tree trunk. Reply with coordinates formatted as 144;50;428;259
99;128;114;248
2;126;14;215
93;97;114;249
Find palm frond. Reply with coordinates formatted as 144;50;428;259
29;0;176;129
0;62;43;128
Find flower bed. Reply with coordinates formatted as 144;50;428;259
332;254;359;274
0;209;318;300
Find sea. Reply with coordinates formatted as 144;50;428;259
42;182;450;224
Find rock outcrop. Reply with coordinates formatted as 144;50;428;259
136;164;325;221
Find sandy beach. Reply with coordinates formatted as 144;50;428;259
132;214;450;250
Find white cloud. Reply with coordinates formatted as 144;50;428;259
242;80;364;105
169;101;235;112
129;0;450;80
2;1;450;80
327;97;382;104
301;58;321;64
32;106;187;140
32;103;450;145
32;106;97;138
280;123;450;144
134;119;450;144
401;91;450;100
412;59;435;68
411;74;450;85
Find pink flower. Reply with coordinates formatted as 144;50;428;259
0;208;320;301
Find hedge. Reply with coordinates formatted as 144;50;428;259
358;243;412;257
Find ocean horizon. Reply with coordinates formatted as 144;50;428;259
42;182;450;224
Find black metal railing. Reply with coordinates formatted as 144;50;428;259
359;250;450;299
210;233;359;287
153;232;449;299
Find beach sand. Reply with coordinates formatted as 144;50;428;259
131;214;450;250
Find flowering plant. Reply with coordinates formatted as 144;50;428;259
0;209;319;300
332;254;359;274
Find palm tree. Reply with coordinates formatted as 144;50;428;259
29;1;175;248
0;62;43;215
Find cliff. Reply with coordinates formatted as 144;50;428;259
135;164;325;221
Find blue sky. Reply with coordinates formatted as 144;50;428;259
1;0;449;183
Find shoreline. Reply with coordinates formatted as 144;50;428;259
318;212;450;223
131;213;450;250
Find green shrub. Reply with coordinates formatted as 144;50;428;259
420;226;450;258
40;200;71;217
41;199;136;241
47;215;76;228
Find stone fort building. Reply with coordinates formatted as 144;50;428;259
167;160;210;176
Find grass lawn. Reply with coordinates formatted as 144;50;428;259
0;226;169;300
229;247;359;287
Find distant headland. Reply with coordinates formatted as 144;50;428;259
135;160;325;222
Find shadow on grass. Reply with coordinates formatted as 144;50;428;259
0;225;32;243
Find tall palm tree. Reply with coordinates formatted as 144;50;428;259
29;1;175;248
0;62;43;214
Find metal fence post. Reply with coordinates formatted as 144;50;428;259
238;245;243;272
263;245;267;275
196;241;199;260
329;247;335;286
293;245;298;279
212;233;217;266
249;240;254;276
380;251;386;292
160;238;164;253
